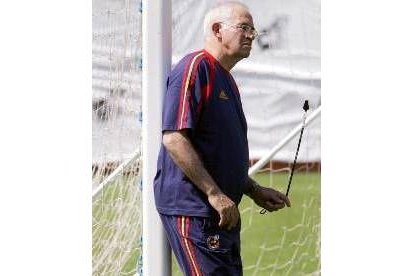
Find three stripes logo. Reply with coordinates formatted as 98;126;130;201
219;90;229;100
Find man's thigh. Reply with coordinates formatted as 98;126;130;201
159;214;242;276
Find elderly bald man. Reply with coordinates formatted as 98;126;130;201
153;2;290;275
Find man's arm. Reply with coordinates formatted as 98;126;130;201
163;129;240;230
244;177;291;212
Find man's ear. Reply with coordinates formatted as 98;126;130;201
212;22;222;39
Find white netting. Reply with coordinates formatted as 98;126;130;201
92;0;142;274
240;127;320;275
92;0;320;274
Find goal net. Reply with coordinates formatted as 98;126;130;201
92;0;142;274
240;114;320;275
92;0;320;275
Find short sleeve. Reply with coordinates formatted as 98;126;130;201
162;53;209;132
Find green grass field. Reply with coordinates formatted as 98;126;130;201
92;175;142;276
93;172;320;276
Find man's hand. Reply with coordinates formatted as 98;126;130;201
249;184;291;212
163;130;240;229
208;192;240;230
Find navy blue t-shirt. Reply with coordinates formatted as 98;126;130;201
153;50;250;217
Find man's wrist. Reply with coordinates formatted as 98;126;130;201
205;183;222;197
245;179;260;197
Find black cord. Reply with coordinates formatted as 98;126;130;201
260;100;309;214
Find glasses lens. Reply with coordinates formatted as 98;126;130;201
240;25;257;38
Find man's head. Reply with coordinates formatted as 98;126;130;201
203;2;257;63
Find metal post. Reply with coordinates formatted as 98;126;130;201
142;0;171;275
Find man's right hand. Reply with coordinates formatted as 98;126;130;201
208;193;240;230
163;131;240;230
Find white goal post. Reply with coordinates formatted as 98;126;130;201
142;0;171;275
248;106;321;176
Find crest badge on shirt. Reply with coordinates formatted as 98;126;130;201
207;234;220;250
219;90;229;100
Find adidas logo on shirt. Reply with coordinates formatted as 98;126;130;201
219;90;229;100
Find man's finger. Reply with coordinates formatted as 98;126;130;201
229;210;239;230
225;212;233;230
218;214;227;228
281;194;291;207
228;210;237;230
220;208;237;230
272;197;285;204
219;211;232;229
274;192;291;207
265;201;285;212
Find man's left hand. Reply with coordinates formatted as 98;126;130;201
250;185;291;212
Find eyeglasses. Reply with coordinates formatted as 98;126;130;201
220;22;258;39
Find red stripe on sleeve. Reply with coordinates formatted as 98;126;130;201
196;53;215;116
176;51;204;129
176;56;193;129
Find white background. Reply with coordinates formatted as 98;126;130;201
1;0;414;275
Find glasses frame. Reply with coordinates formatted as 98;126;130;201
220;22;259;39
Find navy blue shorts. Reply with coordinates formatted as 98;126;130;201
159;214;243;276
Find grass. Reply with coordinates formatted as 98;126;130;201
92;172;320;276
172;172;320;275
92;175;141;276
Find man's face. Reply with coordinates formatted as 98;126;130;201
220;8;256;60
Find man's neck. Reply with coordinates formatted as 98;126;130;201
204;45;240;71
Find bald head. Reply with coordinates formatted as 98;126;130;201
203;1;255;70
203;1;250;39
